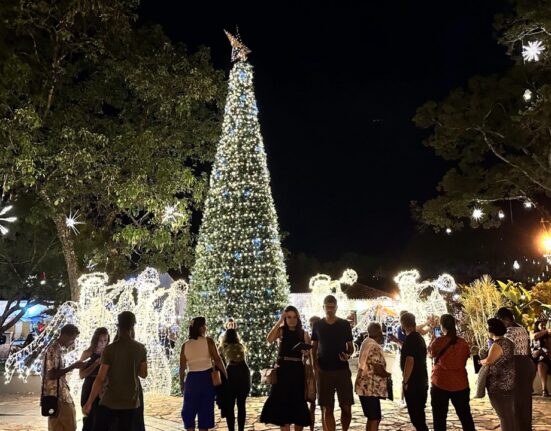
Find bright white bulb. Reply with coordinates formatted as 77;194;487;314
523;89;533;102
0;204;17;235
452;293;460;301
65;210;84;235
472;208;484;220
522;40;545;62
445;228;452;234
523;201;533;209
498;210;505;219
513;260;520;270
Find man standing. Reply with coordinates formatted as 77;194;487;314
83;311;148;431
400;312;429;431
42;324;86;431
312;295;354;431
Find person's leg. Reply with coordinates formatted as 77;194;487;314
197;370;216;431
360;396;382;431
318;370;336;431
237;394;247;431
309;401;316;431
182;372;198;430
514;357;535;431
226;392;237;431
430;386;450;431
92;405;115;431
404;386;429;431
336;368;354;431
538;361;549;394
449;388;475;431
115;409;139;431
489;393;515;431
49;401;77;431
293;425;304;431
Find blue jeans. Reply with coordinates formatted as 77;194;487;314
182;369;215;429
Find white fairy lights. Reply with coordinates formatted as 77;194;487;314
522;40;545;62
65;210;84;235
5;268;187;395
0;205;17;235
161;204;184;225
187;49;288;394
523;89;533;102
498;210;505;219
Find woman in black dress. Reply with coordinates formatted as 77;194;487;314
261;305;312;430
79;327;110;431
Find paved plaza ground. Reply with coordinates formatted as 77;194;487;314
0;392;550;431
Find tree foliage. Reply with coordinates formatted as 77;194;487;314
413;0;551;231
0;0;225;298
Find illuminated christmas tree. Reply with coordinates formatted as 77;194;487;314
187;31;288;393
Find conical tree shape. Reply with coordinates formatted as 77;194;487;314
188;59;289;393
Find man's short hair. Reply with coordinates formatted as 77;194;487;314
400;312;416;328
60;324;80;337
323;295;337;305
117;311;137;330
496;307;515;322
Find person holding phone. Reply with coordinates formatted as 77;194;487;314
261;305;312;430
79;327;110;431
428;314;475;431
311;295;355;431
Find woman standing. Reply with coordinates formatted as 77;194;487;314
533;318;551;396
496;307;536;430
79;327;109;431
261;305;312;431
218;328;251;431
180;317;227;431
355;323;391;431
481;318;516;431
428;314;475;431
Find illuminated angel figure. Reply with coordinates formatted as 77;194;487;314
393;270;455;324
305;269;356;319
5;268;188;396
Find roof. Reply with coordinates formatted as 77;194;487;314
343;282;393;300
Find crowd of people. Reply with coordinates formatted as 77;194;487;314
41;297;550;431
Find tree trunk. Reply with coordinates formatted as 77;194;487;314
52;212;80;300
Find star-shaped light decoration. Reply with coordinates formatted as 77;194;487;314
65;210;84;235
471;208;484;221
0;205;17;235
161;204;184;225
522;40;545;62
224;29;251;62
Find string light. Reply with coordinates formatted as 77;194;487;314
0;204;17;235
524;200;533;209
445;227;452;234
513;260;520;270
161;204;184;225
522;40;545;62
498;210;505;219
5;268;187;395
523;89;533;102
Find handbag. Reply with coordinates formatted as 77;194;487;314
386;375;394;401
260;367;277;385
211;368;222;387
303;358;316;402
40;352;60;417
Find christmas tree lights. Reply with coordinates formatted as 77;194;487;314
187;33;288;394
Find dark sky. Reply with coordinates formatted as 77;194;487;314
139;1;539;276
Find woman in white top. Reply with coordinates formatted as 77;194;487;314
180;317;227;431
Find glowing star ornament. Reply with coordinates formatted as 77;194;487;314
472;208;484;221
65;210;84;235
0;205;17;235
224;29;251;62
522;40;545;62
161;204;184;225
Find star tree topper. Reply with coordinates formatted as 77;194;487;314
224;29;251;62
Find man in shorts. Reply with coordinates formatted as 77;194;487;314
312;295;354;431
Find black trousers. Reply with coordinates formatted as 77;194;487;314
226;393;247;431
430;386;475;431
404;386;429;431
93;404;138;431
514;355;535;431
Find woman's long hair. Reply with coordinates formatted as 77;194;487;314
222;328;240;344
440;314;458;345
88;327;109;352
189;317;206;340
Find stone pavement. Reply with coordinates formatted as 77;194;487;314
0;392;550;431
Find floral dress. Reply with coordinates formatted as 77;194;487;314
355;338;388;398
486;337;515;394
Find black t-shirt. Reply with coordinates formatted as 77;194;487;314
312;318;353;370
400;331;428;389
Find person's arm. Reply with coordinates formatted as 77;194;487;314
179;343;187;394
207;337;227;378
47;359;85;380
79;358;101;380
312;339;319;373
480;342;503;366
402;356;414;390
138;346;148;379
389;334;403;347
534;329;549;340
82;364;109;415
304;332;314;367
267;315;284;343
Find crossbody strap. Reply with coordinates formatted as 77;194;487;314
434;340;453;365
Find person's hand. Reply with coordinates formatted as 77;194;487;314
278;312;286;326
82;402;92;416
180;382;185;395
338;352;350;362
402;381;408;392
389;334;400;344
72;360;86;370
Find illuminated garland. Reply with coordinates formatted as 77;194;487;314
5;268;187;395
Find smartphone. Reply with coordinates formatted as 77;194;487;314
433;326;442;337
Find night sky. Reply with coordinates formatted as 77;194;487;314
139;2;543;284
